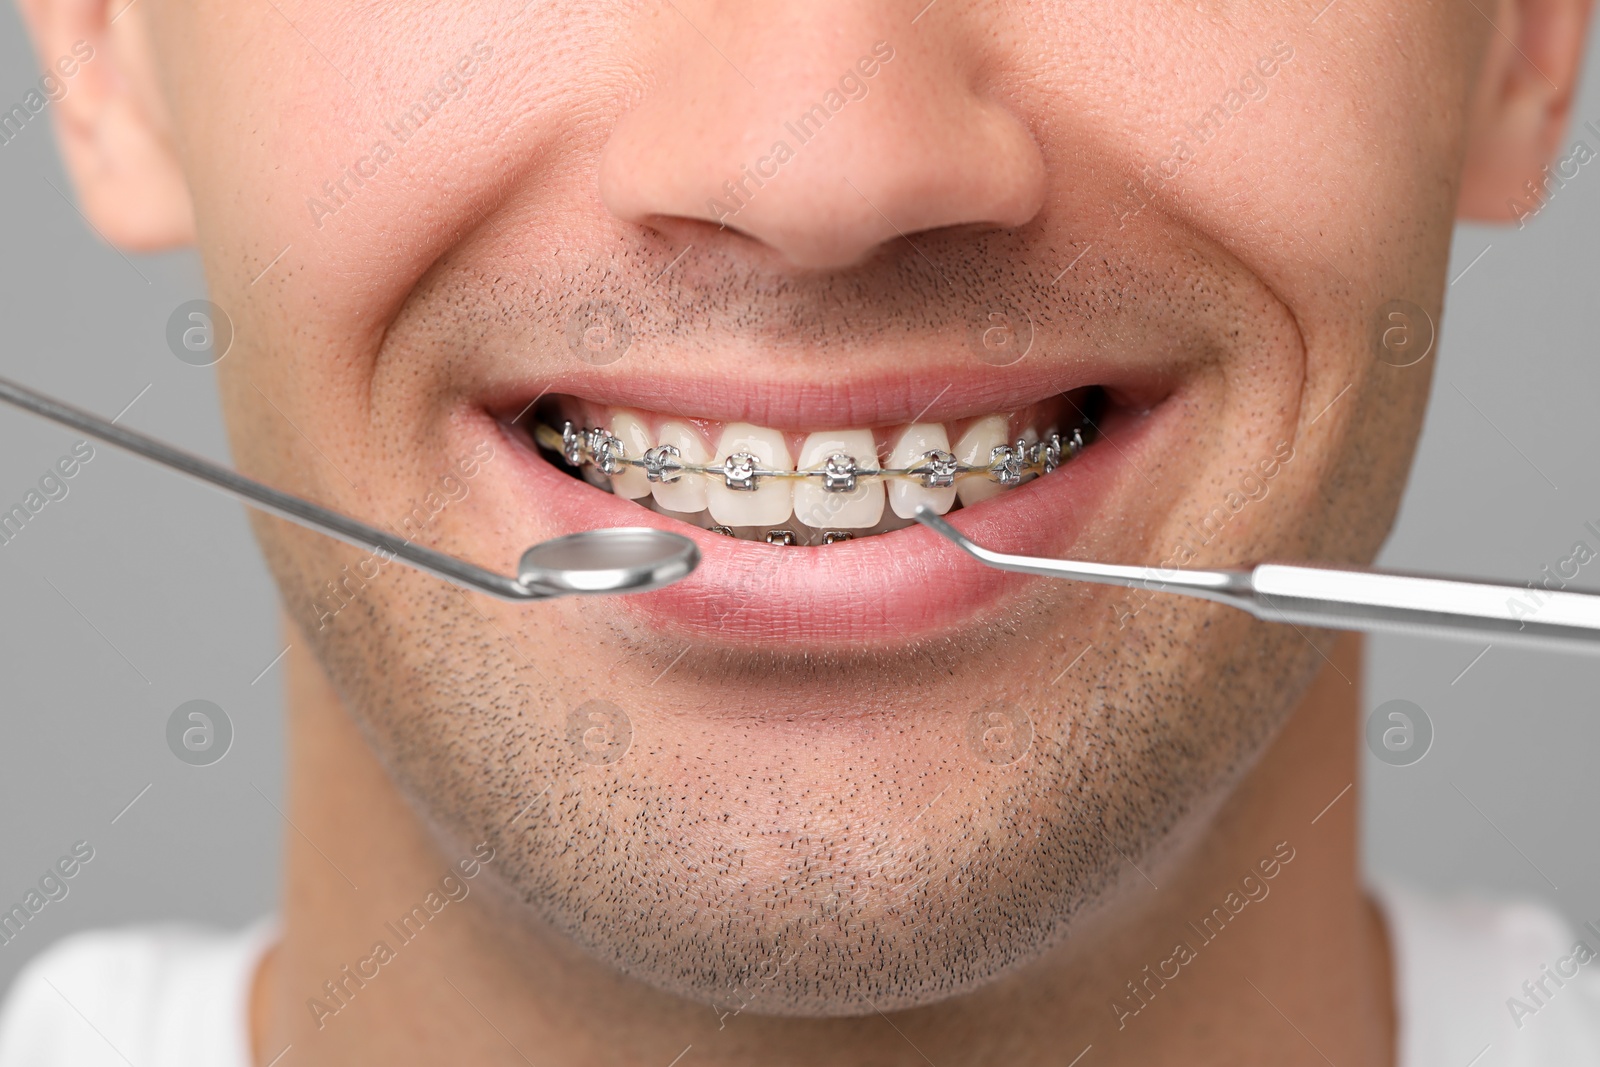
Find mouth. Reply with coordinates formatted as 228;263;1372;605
483;367;1179;646
522;388;1105;546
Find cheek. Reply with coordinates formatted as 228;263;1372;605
175;2;615;402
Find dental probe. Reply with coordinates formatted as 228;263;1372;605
913;507;1600;655
0;375;698;601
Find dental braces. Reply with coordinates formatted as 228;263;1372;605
533;421;1087;492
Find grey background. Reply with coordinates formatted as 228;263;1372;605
1;5;1598;998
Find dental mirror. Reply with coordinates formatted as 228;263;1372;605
0;374;699;602
518;527;699;595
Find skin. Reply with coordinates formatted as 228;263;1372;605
16;0;1593;1062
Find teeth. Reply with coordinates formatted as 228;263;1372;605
954;415;1009;507
651;421;711;513
793;430;885;530
534;392;1098;545
707;423;794;527
610;412;654;500
886;424;958;519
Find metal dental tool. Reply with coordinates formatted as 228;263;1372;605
913;507;1600;655
0;375;699;601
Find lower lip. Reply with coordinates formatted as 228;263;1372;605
492;407;1163;646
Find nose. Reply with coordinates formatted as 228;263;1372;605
597;4;1046;271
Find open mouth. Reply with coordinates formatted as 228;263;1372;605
521;387;1106;546
482;368;1175;643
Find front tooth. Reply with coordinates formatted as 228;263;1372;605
793;430;884;530
610;411;654;500
708;423;794;527
886;424;957;519
651;420;711;513
955;415;1009;506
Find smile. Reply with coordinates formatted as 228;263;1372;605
487;366;1176;644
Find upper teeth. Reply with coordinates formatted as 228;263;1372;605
536;413;1085;533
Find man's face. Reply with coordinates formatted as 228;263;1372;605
145;0;1470;1013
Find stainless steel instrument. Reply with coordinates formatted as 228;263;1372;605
0;374;699;601
914;507;1600;654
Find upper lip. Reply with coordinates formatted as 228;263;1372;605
486;355;1176;430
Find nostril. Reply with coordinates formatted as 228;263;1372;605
639;213;761;251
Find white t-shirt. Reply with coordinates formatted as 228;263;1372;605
1;886;1597;1065
0;918;276;1067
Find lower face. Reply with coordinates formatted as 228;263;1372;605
160;0;1470;1013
